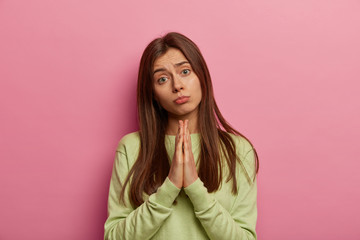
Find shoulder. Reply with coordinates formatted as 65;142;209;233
226;132;257;180
116;131;141;161
226;132;254;158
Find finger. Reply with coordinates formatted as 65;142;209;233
177;120;184;154
188;127;192;150
182;120;186;151
175;121;181;145
181;120;185;152
184;124;189;158
187;120;191;145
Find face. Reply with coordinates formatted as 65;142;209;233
152;48;202;119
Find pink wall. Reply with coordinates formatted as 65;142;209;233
1;0;359;239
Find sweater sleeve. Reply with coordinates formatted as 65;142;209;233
104;145;181;240
183;147;257;240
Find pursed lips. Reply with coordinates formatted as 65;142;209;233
174;96;190;104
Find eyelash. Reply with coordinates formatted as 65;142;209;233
182;69;190;75
158;77;168;83
156;69;191;84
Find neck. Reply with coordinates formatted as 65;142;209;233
166;110;199;136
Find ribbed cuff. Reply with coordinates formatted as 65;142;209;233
149;177;181;208
183;177;215;211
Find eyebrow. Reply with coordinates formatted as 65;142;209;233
153;61;190;75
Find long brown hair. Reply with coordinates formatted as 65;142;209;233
120;32;259;207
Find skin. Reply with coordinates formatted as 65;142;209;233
153;48;200;188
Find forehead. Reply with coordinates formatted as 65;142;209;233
153;48;188;69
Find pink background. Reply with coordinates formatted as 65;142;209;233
1;0;359;239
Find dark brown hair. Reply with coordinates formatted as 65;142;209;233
120;32;259;207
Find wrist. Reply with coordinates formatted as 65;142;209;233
184;176;198;188
168;174;183;189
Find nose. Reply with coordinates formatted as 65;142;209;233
172;75;184;93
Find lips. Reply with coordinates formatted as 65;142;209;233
174;96;190;104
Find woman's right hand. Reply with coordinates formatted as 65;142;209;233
168;120;184;189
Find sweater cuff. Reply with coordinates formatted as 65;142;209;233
184;177;216;212
149;177;181;208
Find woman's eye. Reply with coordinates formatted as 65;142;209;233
182;69;190;75
158;77;167;84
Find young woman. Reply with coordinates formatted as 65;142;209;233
104;32;259;240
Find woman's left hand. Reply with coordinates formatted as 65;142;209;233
183;119;199;188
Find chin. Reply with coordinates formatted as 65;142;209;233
172;108;198;117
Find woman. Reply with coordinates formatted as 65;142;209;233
104;32;259;240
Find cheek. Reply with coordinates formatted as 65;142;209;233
194;79;202;99
153;92;159;102
153;89;168;105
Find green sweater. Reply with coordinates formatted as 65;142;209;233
104;132;257;240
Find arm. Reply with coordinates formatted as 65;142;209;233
183;148;258;240
104;146;181;240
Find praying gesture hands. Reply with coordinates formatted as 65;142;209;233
168;120;199;189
